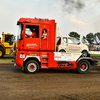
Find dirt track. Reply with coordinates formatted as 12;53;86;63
0;61;100;100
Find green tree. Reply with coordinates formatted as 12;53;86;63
94;32;100;40
69;32;80;40
86;33;94;44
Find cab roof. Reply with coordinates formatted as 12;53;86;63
17;18;55;25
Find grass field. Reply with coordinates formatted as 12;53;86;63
90;54;100;63
90;54;100;56
98;61;100;63
0;59;13;61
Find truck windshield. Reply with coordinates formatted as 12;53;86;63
18;24;23;40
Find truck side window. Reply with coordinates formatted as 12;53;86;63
57;37;61;45
25;25;39;38
68;38;73;44
63;37;67;43
68;38;79;44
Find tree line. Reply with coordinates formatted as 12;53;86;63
69;32;100;45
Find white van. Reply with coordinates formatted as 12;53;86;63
56;36;89;57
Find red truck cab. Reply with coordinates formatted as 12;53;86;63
17;18;55;51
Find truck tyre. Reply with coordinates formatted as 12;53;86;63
82;51;88;57
59;49;66;52
0;48;4;58
77;60;90;74
25;60;39;74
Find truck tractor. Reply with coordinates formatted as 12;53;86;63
14;18;97;74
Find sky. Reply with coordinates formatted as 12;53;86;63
0;0;100;39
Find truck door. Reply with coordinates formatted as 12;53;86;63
23;24;40;51
67;37;81;53
40;25;49;50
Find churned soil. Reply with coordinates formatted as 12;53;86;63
91;56;100;61
0;61;100;100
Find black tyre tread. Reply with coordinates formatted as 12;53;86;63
25;60;39;74
59;49;66;52
77;60;90;74
82;51;88;57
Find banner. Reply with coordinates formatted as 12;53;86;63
96;35;100;44
54;52;81;61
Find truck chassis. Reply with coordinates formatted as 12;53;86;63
15;51;97;74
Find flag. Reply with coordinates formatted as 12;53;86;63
96;35;100;44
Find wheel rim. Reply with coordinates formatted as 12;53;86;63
0;51;2;56
81;65;85;69
27;63;37;72
30;65;34;70
80;63;88;72
82;51;87;57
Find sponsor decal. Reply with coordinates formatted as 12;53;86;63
61;53;71;55
72;53;80;55
68;46;80;49
69;49;80;51
26;44;37;48
58;62;74;68
30;54;36;56
38;20;44;23
54;52;81;61
55;56;61;58
41;55;47;57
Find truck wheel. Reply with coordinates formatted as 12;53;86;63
59;49;66;52
0;49;4;58
82;51;88;57
25;60;39;74
77;60;90;74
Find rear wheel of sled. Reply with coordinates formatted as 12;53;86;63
77;60;90;74
82;51;88;57
25;60;39;74
59;49;66;52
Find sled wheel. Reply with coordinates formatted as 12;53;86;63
82;51;88;57
25;60;39;74
77;60;90;74
0;49;4;58
59;49;66;52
